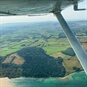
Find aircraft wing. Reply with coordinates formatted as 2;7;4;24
0;0;82;15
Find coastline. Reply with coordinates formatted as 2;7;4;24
0;71;86;87
59;71;84;80
59;72;75;80
0;71;84;80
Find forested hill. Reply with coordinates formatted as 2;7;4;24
0;47;66;78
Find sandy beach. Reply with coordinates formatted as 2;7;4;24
59;72;76;80
0;77;13;87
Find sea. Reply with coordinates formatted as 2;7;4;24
0;72;87;87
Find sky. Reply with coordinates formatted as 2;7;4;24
0;0;87;24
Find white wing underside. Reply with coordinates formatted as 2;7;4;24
0;0;82;15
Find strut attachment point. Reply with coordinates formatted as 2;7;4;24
74;2;86;11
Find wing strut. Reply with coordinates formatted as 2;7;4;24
54;12;87;74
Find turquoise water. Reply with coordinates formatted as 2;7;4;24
1;72;87;87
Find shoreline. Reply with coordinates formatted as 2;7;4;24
0;71;84;80
59;71;84;80
59;72;75;80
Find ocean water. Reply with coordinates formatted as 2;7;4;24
0;72;87;87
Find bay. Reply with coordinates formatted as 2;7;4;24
0;72;87;87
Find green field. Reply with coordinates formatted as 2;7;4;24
0;21;87;57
